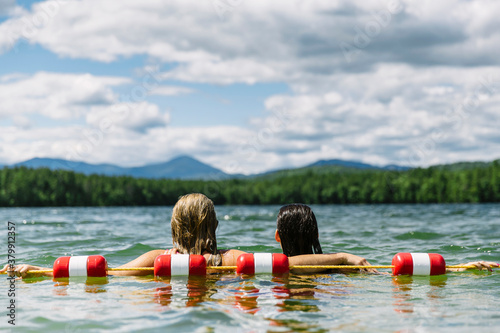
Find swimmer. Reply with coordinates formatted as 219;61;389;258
111;193;247;275
274;203;499;274
3;193;246;278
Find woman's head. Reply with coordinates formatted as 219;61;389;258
171;193;219;258
276;204;322;257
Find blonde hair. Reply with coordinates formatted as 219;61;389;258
171;193;221;266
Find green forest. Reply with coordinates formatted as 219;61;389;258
1;160;499;207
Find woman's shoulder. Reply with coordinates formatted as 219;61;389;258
219;249;247;266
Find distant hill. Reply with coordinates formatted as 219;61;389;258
127;155;228;180
11;156;495;181
255;158;411;180
13;156;230;180
308;159;377;169
14;158;127;176
430;160;498;171
307;159;410;171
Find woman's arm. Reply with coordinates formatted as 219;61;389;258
1;264;53;278
288;253;379;274
1;250;166;278
109;249;166;276
446;261;499;272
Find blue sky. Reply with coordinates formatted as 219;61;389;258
1;0;499;174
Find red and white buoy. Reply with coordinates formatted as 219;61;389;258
236;253;289;275
53;255;108;278
154;254;206;277
392;252;446;276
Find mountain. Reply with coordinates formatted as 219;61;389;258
307;159;410;171
308;159;379;169
11;156;412;180
252;158;411;180
128;155;228;180
14;158;127;176
13;156;230;180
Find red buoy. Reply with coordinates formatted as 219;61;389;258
236;253;289;275
53;255;107;278
392;253;446;276
154;254;206;277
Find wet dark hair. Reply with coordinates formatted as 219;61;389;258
277;204;323;257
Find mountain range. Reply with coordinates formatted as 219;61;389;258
8;156;411;180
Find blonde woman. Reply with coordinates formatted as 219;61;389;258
98;193;247;275
5;193;245;277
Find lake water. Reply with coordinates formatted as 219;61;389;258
1;204;499;332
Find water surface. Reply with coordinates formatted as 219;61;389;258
1;204;499;332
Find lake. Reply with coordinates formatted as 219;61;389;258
1;203;499;332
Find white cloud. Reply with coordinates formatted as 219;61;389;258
86;102;170;134
254;65;500;169
149;85;194;96
162;59;282;85
0;72;128;119
1;0;498;78
0;0;16;16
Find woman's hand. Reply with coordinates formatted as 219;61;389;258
448;261;499;272
340;253;381;274
1;264;49;279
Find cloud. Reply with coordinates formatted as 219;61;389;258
0;72;128;119
1;1;499;79
0;0;16;16
0;70;173;140
254;64;500;169
149;85;194;96
86;102;170;134
162;59;282;85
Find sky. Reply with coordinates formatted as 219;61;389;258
0;0;499;175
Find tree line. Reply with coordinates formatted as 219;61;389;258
1;161;499;207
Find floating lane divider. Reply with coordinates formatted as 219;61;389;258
391;252;446;276
154;254;206;276
53;255;107;278
2;253;492;277
236;253;289;275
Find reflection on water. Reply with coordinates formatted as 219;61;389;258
154;284;173;306
392;275;448;314
272;275;320;313
53;277;109;296
267;318;329;333
232;281;260;314
153;275;217;308
152;273;350;316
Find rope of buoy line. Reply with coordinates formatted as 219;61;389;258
1;264;481;275
292;264;479;269
3;253;496;277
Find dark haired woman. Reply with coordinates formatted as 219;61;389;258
275;204;377;273
275;203;498;274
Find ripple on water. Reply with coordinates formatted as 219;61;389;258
394;231;445;241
